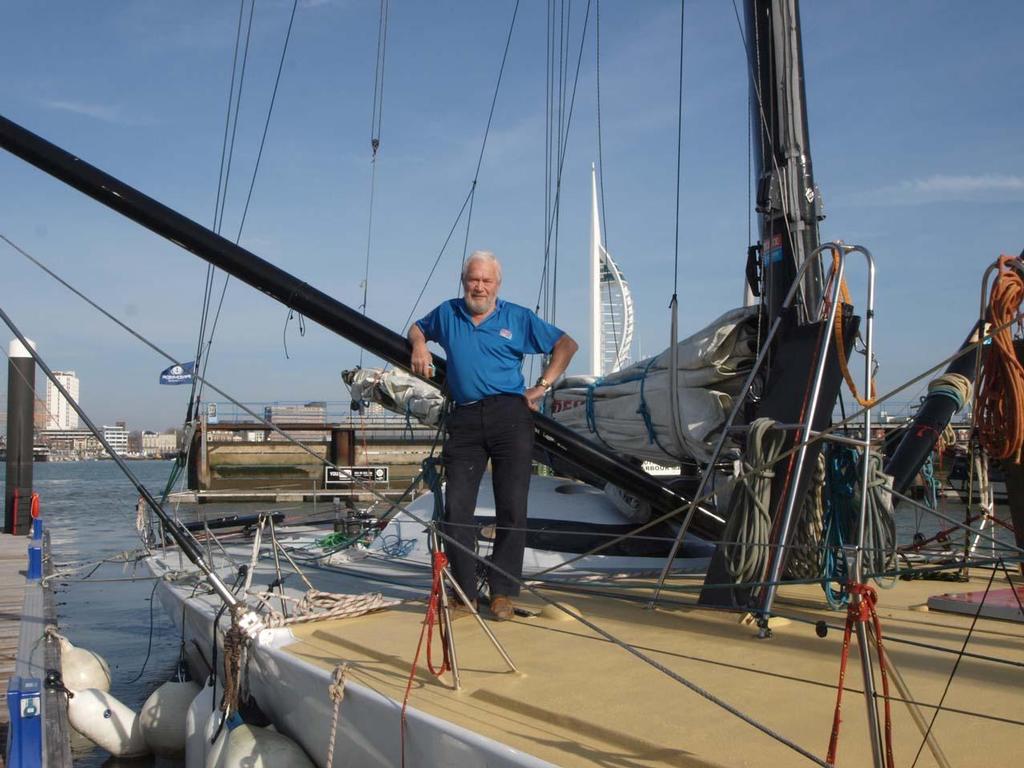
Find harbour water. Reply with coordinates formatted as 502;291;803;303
2;459;1017;765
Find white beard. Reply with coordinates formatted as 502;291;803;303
464;295;495;315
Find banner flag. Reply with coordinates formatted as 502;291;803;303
159;361;195;385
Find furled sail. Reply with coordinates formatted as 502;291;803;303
344;305;757;466
551;306;758;464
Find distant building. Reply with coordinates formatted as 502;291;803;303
45;371;80;430
142;430;178;457
103;424;129;455
264;402;327;442
38;429;102;460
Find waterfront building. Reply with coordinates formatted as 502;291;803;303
38;429;103;460
102;423;129;455
142;430;178;457
264;402;327;442
45;370;80;430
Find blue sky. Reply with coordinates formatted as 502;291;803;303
1;0;1021;431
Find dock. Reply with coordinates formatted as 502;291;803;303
0;532;72;767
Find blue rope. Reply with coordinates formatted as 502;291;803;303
920;452;939;511
635;357;676;457
584;379;616;450
821;445;859;609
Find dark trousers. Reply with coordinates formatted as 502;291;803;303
442;394;534;603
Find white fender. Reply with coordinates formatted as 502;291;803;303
213;724;315;768
60;641;112;693
140;680;201;758
67;688;149;758
186;677;223;768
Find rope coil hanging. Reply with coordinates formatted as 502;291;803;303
721;418;787;585
977;255;1024;461
829;249;877;407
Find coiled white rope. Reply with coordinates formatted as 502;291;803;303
722;418;787;584
255;590;400;628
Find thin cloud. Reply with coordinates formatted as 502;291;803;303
855;173;1024;205
41;99;151;126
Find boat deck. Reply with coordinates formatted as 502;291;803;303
283;572;1024;767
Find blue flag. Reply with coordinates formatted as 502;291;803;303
159;361;195;385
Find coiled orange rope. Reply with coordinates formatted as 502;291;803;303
977;255;1024;461
830;250;877;407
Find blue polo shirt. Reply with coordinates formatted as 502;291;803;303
416;298;565;405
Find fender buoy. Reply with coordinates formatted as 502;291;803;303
140;680;201;757
59;637;111;692
186;677;223;768
212;724;315;768
67;688;149;758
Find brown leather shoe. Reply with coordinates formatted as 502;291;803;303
490;595;514;621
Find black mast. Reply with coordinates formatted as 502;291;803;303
747;0;824;325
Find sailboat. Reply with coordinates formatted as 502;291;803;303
1;1;1022;767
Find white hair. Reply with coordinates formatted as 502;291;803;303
462;250;502;282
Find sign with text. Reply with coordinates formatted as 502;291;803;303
325;465;389;486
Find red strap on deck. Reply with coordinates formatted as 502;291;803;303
400;550;451;767
826;583;895;768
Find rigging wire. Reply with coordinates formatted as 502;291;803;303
594;0;622;372
671;0;686;300
189;0;254;421
200;0;301;380
533;0;594;315
358;0;391;367
455;0;522;288
387;0;519;324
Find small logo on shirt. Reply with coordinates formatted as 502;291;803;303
499;328;513;340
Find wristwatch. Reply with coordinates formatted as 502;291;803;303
536;376;552;391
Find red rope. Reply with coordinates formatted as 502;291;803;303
826;583;895;768
399;551;451;767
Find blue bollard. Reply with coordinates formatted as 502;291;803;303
5;676;42;767
26;542;42;581
30;518;42;540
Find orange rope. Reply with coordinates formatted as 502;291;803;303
826;583;895;767
977;255;1024;461
830;250;877;408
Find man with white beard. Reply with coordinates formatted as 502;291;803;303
408;250;578;620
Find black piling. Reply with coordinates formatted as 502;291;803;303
4;338;36;535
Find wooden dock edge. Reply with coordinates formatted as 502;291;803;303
0;532;71;767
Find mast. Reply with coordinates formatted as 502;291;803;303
746;0;824;326
590;164;602;376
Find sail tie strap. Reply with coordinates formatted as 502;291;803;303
826;582;895;768
635;357;676;457
584;380;615;450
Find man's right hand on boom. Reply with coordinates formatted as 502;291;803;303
408;324;434;377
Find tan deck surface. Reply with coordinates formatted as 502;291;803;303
285;573;1024;767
